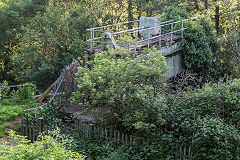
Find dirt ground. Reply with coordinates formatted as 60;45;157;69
0;118;22;145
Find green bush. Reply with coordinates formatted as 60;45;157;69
162;6;220;80
0;80;10;99
72;47;168;130
168;78;240;127
16;83;35;99
0;99;37;125
164;79;240;159
0;130;85;160
193;117;240;160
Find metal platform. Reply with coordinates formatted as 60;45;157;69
86;17;197;78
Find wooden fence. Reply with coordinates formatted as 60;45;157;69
21;116;134;144
21;116;194;159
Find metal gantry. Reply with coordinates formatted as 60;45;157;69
86;17;197;53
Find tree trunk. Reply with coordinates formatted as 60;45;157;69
204;0;208;9
215;3;220;34
128;0;133;28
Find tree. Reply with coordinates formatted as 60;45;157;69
0;0;48;83
11;1;93;91
162;6;219;80
72;47;168;131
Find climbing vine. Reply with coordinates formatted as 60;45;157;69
162;6;220;80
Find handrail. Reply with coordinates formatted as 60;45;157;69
87;16;198;51
23;59;80;113
0;84;35;88
87;20;140;31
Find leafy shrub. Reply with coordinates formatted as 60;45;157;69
0;99;37;125
0;130;85;160
72;47;168;130
162;6;219;80
16;83;35;99
193;117;240;160
168;78;240;127
164;79;240;159
0;80;10;99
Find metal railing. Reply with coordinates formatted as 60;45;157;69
0;84;37;99
87;17;198;52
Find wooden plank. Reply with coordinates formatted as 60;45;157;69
37;78;59;103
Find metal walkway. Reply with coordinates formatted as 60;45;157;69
86;17;197;53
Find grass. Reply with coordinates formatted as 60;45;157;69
0;98;38;138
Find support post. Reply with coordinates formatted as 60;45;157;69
181;21;184;38
159;26;162;50
93;30;95;48
121;23;123;38
171;23;173;44
90;29;93;52
134;21;137;38
147;29;150;49
135;40;137;52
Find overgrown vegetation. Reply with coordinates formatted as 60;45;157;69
1;0;240;159
72;47;168;130
0;81;37;138
0;130;85;160
0;99;37;125
1;0;239;90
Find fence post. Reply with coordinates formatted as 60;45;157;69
21;114;26;136
38;117;44;137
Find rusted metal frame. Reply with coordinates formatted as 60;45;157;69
25;60;79;112
49;75;64;104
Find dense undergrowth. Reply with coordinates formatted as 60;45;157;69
70;79;240;160
0;99;37;125
0;0;239;159
0;130;85;160
0;83;37;138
